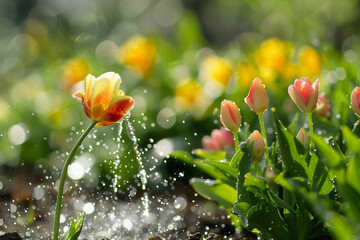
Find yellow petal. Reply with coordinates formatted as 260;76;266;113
91;72;118;111
84;74;95;109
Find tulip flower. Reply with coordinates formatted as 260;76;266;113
202;136;219;151
73;72;135;126
245;78;269;115
220;100;241;133
248;130;265;163
202;127;234;151
245;78;269;164
296;128;310;150
288;78;319;152
316;95;331;118
288;78;319;113
54;72;135;240
351;87;360;117
211;127;235;150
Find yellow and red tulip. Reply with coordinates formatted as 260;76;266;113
220;100;241;133
351;87;360;116
245;78;269;115
288;78;319;113
248;130;265;162
73;72;135;126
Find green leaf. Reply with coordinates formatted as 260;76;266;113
245;173;294;213
272;109;307;178
244;173;266;191
194;149;227;161
347;156;360;194
247;201;293;239
229;147;244;168
201;160;237;180
171;151;235;185
232;201;250;227
330;213;355;240
342;126;360;154
61;212;85;240
287;112;299;134
311;135;346;172
308;154;334;195
190;178;236;209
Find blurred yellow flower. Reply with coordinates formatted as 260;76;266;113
258;66;277;87
62;58;89;90
236;63;257;90
175;79;203;109
254;38;293;72
200;55;233;86
119;36;157;78
298;46;321;78
175;79;210;118
281;63;298;82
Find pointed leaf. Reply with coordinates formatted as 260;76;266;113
248;201;293;239
272;109;307;178
190;178;236;209
194;149;227;161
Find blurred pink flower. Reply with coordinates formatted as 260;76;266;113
202;127;234;151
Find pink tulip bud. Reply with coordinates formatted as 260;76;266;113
211;127;235;150
288;78;319;113
220;100;242;133
316;95;331;118
296;128;310;150
245;78;269;115
351;87;360;116
248;130;265;162
202;136;220;151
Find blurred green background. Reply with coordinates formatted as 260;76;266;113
0;0;360;193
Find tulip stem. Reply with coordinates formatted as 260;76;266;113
53;120;97;240
254;162;259;176
259;114;269;165
233;132;239;152
307;113;314;152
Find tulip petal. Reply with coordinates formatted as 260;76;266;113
73;91;84;101
307;79;319;112
91;72;118;115
97;96;135;126
84;74;94;109
351;87;360;116
294;78;312;99
73;91;92;119
288;85;308;112
245;78;268;114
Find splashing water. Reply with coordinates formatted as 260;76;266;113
124;114;150;217
112;120;124;193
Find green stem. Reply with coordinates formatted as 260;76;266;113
53;120;97;240
307;113;314;152
254;162;259;176
233;132;239;152
259;114;269;165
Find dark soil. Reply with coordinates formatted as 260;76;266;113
0;233;22;240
